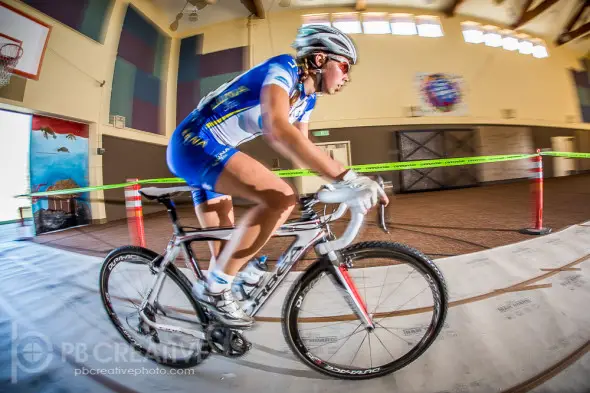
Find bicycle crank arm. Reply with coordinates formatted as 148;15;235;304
139;310;206;340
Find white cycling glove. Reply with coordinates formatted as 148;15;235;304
335;170;386;214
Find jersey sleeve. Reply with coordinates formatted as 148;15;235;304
298;94;316;123
261;55;299;94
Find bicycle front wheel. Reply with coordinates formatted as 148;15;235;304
282;241;448;380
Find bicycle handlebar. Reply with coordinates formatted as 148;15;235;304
315;176;392;256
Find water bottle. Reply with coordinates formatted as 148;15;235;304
232;256;268;301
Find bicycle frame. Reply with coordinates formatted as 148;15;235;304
137;191;379;340
138;200;339;340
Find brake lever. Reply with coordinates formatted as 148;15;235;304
375;176;390;234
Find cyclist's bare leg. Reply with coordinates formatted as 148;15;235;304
194;196;234;272
210;151;298;277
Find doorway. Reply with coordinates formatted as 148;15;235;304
0;109;32;223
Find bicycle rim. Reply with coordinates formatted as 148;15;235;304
282;241;448;380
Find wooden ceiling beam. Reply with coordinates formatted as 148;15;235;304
510;0;561;28
355;0;367;11
556;1;590;45
443;0;466;17
240;0;265;19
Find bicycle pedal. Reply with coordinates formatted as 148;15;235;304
205;324;251;358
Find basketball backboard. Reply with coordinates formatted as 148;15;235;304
0;2;51;80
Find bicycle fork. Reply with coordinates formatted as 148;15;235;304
327;252;375;330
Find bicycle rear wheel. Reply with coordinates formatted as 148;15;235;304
99;246;210;368
282;241;448;380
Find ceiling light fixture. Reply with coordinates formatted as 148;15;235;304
170;0;217;31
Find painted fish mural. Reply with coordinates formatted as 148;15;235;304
30;116;91;234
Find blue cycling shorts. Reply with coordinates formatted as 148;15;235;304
166;122;238;205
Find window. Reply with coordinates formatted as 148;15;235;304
518;34;534;55
415;15;443;38
460;20;549;58
483;25;502;47
332;12;362;34
461;21;483;43
501;30;519;51
532;38;549;58
362;12;390;34
302;13;331;27
391;13;417;36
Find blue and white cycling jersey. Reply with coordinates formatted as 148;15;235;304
167;53;316;204
185;53;316;147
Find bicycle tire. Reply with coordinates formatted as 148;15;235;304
281;241;448;380
99;245;210;368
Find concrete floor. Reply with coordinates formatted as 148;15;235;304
1;179;589;392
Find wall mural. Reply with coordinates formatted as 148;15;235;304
415;73;467;116
30;115;91;234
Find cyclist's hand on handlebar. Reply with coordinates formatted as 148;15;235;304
341;170;389;213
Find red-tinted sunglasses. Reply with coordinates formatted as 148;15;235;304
328;55;350;74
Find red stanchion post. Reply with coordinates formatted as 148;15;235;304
125;178;146;247
520;150;552;235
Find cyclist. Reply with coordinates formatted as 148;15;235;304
166;25;388;327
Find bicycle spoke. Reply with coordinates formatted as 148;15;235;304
118;265;147;301
374;321;414;345
298;319;359;331
372;328;396;361
299;307;357;324
112;281;143;312
117;300;141;311
307;322;364;352
372;266;391;314
349;332;368;367
324;324;362;361
374;286;429;325
371;269;413;313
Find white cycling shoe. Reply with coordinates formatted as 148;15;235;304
192;280;255;328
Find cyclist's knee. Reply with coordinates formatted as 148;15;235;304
258;187;297;212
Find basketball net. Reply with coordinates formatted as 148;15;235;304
0;43;23;87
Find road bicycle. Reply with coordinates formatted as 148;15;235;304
99;178;448;380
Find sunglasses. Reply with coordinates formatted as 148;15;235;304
327;55;350;74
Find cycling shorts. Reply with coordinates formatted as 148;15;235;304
166;123;238;205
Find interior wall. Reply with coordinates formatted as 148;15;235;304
531;127;582;177
179;7;587;131
476;126;533;183
1;1;589;223
101;135;188;221
0;0;170;128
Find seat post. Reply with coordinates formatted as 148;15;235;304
159;197;181;232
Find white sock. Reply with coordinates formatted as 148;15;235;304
207;270;234;293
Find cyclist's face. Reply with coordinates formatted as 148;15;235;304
322;56;350;95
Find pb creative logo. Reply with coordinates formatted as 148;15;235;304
11;322;54;384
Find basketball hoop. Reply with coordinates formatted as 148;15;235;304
0;43;23;87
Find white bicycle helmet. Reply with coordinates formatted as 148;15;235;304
292;24;358;65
